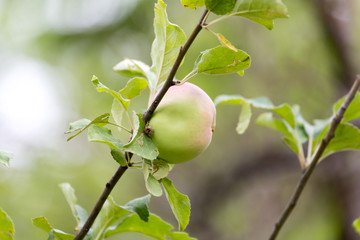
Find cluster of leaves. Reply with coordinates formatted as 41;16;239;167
215;92;360;168
31;183;195;240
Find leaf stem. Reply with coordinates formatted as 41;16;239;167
107;122;132;134
306;129;313;165
268;75;360;240
179;70;198;85
73;9;210;240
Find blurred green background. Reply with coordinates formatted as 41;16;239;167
0;0;360;239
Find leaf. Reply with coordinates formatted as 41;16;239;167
215;95;296;133
113;58;149;78
151;0;186;92
180;0;205;9
152;159;171;180
194;46;251;75
59;183;88;229
88;125;124;150
123;195;151;222
65;119;91;133
205;0;236;15
111;99;125;127
271;104;296;129
32;217;74;240
119;77;148;100
215;33;238;52
162;178;191;231
0;208;14;239
353;217;360;235
145;172;163;197
113;58;157;92
236;101;251;134
256;113;294;139
66;113;110;141
91;75;130;109
333;92;360;123
92;197;130;240
110;148;127;166
0;151;13;168
234;0;289;30
170;232;197;240
123;114;159;160
32;216;52;232
321;123;360;160
105;214;173;240
256;113;298;154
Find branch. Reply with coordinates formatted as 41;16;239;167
268;74;360;240
73;9;209;240
142;9;209;123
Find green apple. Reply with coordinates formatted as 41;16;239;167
148;82;216;164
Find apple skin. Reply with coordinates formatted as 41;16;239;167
148;82;216;164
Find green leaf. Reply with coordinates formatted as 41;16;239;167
215;95;296;133
333;92;360;123
105;214;173;239
113;58;149;78
123;195;151;222
180;0;205;9
234;0;289;30
162;178;191;231
66;113;110;141
170;232;197;240
88;125;124;150
111;99;124;127
272;104;296;129
214;33;238;52
119;77;148;100
91;75;130;109
32;217;74;240
92;197;130;240
194;46;251;75
321;123;360;160
123;114;159;160
113;59;157;93
151;0;186;92
0;151;13;168
32;217;52;232
65;119;91;133
59;183;88;229
353;218;360;235
110;148;127;166
145;172;163;197
205;0;236;15
236;101;251;134
0;208;14;239
256;113;298;154
152;159;172;180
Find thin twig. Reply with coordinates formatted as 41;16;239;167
268;75;360;240
73;9;210;240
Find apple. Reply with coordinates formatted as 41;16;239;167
148;82;216;164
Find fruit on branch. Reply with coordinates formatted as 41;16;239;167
148;82;216;164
